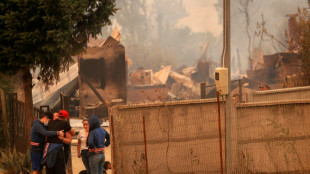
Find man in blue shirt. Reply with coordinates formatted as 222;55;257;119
30;112;64;174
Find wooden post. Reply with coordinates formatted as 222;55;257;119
200;83;206;99
238;79;243;103
0;89;9;151
22;70;34;151
110;114;116;174
79;72;110;109
8;93;17;151
78;58;87;118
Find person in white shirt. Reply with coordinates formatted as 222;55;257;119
77;118;90;173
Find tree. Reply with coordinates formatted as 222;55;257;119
0;0;116;148
294;7;310;75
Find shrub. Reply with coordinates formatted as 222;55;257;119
0;149;32;174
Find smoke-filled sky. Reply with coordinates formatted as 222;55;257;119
178;0;222;35
108;0;309;73
178;0;308;35
178;0;308;73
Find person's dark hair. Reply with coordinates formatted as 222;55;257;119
104;161;111;170
40;111;53;119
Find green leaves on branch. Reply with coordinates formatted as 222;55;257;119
0;0;116;87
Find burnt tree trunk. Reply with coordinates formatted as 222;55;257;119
22;68;33;150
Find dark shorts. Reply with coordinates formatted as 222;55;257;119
31;151;43;171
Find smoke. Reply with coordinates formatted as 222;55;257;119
101;0;308;75
228;0;308;73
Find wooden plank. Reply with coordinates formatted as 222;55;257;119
78;58;87;118
200;82;206;99
8;93;17;152
110;114;116;174
79;72;110;109
0;89;8;151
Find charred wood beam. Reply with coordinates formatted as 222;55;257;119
79;72;110;109
0;89;9;151
200;82;206;99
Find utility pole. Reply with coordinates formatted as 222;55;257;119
223;0;232;173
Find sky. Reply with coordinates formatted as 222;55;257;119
178;0;222;35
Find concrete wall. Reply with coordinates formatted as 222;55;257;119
110;99;226;174
127;85;168;103
236;101;310;173
111;87;310;173
247;86;310;102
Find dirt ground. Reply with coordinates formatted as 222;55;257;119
71;127;111;174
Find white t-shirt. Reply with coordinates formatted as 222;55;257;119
77;129;88;150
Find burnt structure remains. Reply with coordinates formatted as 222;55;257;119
78;33;126;118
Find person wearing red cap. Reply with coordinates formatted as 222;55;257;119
58;110;76;166
42;110;74;174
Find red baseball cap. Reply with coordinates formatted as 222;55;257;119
59;110;69;118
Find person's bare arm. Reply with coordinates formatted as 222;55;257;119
77;139;82;158
69;128;75;136
61;131;72;144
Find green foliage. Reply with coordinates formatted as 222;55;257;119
0;0;116;86
0;149;32;174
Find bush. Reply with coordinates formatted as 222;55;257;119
0;149;32;174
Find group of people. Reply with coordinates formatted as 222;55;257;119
30;110;110;174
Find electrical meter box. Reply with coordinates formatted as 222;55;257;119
215;67;228;94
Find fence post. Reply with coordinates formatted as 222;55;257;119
239;79;243;103
110;114;116;174
216;92;224;174
142;116;149;174
8;93;17;151
0;89;9;151
200;83;206;99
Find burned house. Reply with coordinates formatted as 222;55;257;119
247;52;302;89
190;60;216;84
127;67;168;103
129;67;153;85
78;29;127;118
245;12;307;90
32;63;79;116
